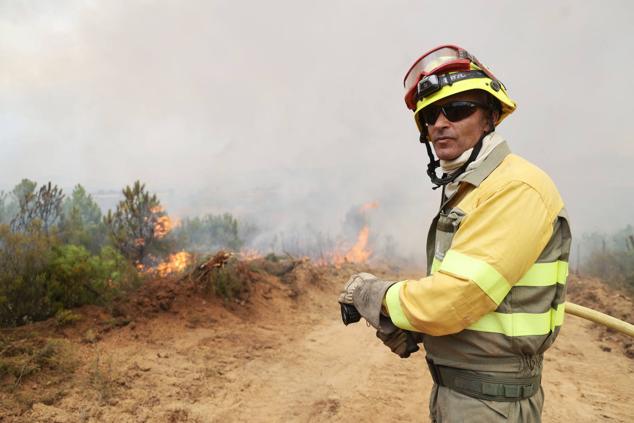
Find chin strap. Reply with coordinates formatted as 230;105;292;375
421;130;490;190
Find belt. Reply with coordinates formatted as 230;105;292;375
426;357;541;402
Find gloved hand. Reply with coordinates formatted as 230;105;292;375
376;323;424;358
338;273;395;330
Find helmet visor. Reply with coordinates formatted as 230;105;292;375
403;46;472;109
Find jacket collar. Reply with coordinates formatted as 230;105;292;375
460;141;511;187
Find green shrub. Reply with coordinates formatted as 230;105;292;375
54;309;82;327
10;180;64;234
0;223;56;326
103;180;172;264
47;244;139;310
212;265;245;299
0;223;139;327
192;257;252;300
58;184;107;254
265;253;280;262
174;213;246;253
47;244;101;308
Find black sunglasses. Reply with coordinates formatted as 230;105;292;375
420;101;489;126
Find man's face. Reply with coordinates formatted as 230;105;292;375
425;90;495;161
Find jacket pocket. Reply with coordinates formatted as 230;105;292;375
435;208;466;260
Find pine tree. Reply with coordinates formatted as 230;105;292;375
10;179;64;233
104;181;169;264
59;184;106;253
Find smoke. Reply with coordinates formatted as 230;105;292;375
1;1;633;266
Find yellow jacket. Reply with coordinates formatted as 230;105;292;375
385;141;570;372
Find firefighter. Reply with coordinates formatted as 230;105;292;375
338;45;571;422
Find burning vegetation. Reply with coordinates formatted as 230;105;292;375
155;251;193;277
0;176;386;328
337;226;371;264
228;201;380;268
328;201;378;266
2;178;633;422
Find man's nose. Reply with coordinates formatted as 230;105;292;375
432;110;451;129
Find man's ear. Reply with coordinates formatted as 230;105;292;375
487;109;500;132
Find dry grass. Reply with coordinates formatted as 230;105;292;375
0;332;78;414
54;309;82;328
0;335;76;388
87;350;120;404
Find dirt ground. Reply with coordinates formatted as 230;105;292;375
1;260;633;423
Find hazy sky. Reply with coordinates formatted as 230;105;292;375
2;1;633;260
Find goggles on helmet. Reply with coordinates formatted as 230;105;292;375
403;44;498;110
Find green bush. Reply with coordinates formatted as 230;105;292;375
46;244;139;309
103;180;172;264
10;180;64;234
58;184;107;254
0;223;56;326
54;309;82;327
174;213;245;253
212;265;245;299
192;257;252;300
0;223;139;327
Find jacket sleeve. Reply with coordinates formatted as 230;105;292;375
384;180;559;336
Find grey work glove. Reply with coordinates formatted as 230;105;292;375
337;272;395;330
376;320;424;359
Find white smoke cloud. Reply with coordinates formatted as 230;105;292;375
1;0;633;263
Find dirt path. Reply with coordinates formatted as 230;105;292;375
196;308;429;422
12;268;634;422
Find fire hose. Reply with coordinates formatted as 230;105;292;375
564;302;634;338
341;302;634;338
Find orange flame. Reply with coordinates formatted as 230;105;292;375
314;257;330;267
239;249;263;260
359;201;379;212
325;202;379;267
155;251;192;277
344;225;371;262
331;225;372;266
135;207;189;276
150;206;173;239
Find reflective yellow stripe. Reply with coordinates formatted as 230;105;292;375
557;261;569;285
384;282;417;331
516;261;569;287
434;258;569;287
439;250;511;305
467;303;566;336
431;258;441;274
551;303;566;331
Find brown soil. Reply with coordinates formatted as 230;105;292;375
566;274;634;358
1;260;633;423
